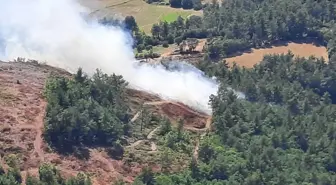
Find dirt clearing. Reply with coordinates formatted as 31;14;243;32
225;42;328;68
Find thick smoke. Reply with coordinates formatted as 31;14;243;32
0;0;242;114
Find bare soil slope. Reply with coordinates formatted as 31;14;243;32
0;61;209;184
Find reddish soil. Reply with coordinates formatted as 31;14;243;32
146;101;209;129
126;89;210;130
0;61;210;184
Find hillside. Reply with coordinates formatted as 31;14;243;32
2;0;336;184
0;60;209;185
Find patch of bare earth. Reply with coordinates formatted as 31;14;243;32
0;61;210;184
126;88;210;131
225;42;328;68
156;39;207;64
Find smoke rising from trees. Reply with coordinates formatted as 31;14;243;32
0;0;242;114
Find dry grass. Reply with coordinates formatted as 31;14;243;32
153;44;178;55
225;42;328;68
81;0;202;33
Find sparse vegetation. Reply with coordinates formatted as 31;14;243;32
0;162;92;185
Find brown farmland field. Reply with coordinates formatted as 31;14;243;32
80;0;202;33
225;42;328;68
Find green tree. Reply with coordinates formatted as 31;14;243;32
169;0;181;8
151;24;161;39
26;174;42;185
192;0;202;10
158;117;172;135
124;16;138;32
181;0;193;9
137;167;155;185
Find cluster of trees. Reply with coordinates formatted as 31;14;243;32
43;69;131;153
111;15;205;57
158;119;193;153
143;0;202;10
145;0;168;5
169;0;202;10
149;15;205;46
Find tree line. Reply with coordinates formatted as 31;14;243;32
144;0;203;11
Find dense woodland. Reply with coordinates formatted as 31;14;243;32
136;53;336;185
128;0;336;184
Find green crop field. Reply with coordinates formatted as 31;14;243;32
161;12;191;22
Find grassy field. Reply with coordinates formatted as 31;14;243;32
153;44;177;54
160;12;192;22
83;0;202;33
225;42;328;68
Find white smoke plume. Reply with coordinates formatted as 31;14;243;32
0;0;242;114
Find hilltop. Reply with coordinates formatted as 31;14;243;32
0;60;210;184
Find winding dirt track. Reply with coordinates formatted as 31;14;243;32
127;105;161;151
193;116;211;160
127;99;211;152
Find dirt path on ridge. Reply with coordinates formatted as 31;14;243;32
32;101;46;161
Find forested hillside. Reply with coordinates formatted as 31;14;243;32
129;0;336;184
136;53;336;185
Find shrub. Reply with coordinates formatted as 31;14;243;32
107;141;124;160
162;41;169;48
145;45;153;50
137;44;145;52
